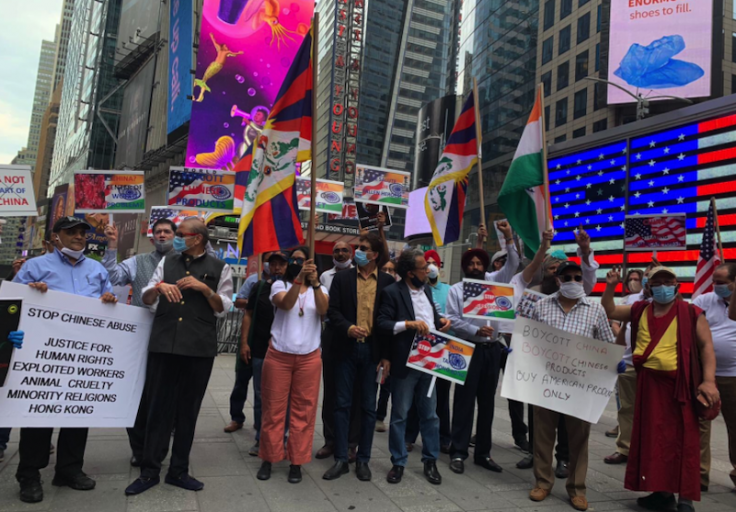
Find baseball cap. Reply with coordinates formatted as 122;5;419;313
555;260;582;276
491;250;508;265
268;250;289;262
52;216;91;233
647;266;677;279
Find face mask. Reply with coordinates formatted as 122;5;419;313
714;284;732;299
154;239;174;253
288;263;303;279
464;269;485;280
410;275;425;289
173;236;191;252
558;281;586;299
56;237;84;260
628;280;642;294
262;262;270;275
651;285;677;304
428;264;439;280
333;258;352;270
642;276;648;287
354;250;370;267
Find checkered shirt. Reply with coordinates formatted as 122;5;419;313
531;293;615;343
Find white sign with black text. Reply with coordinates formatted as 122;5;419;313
0;282;152;428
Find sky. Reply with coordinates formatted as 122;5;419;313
0;0;61;165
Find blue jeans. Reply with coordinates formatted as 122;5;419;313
253;357;289;442
0;428;10;450
334;342;378;463
389;370;439;466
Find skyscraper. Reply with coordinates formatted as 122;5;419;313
23;39;57;172
52;0;76;92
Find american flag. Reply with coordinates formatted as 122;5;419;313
407;333;446;370
359;168;388;199
624;214;686;250
692;202;721;299
548;111;736;297
461;279;514;317
168;169;206;205
147;207;195;237
296;177;311;208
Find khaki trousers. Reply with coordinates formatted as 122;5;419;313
533;406;591;497
700;376;736;488
615;366;637;456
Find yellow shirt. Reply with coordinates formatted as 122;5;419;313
356;268;378;338
634;305;678;371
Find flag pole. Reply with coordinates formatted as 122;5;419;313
472;78;486;244
537;83;551;231
308;13;319;258
712;197;725;261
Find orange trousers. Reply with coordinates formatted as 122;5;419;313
259;347;322;465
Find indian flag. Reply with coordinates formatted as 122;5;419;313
498;86;552;258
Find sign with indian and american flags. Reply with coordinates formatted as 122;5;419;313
296;177;344;214
74;171;145;214
167;167;236;212
354;164;411;209
146;207;203;237
462;279;516;321
406;330;474;385
624;214;687;250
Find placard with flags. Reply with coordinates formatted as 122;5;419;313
74;170;145;213
692;200;721;299
406;330;474;385
146;207;202;237
462;279;516;321
167;167;236;212
354;164;411;209
296;177;344;214
624;214;687;250
238;26;313;257
424;92;478;246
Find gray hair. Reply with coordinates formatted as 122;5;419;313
181;218;210;245
397;248;424;279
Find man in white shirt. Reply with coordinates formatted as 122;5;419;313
694;262;736;491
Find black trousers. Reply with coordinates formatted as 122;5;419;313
321;352;360;447
500;345;528;443
140;353;214;479
127;381;148;460
228;362;253;424
16;428;88;481
406;378;451;447
528;403;569;461
450;342;502;461
376;376;391;422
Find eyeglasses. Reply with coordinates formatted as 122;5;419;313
334;247;351;254
289;257;305;265
414;265;429;272
560;274;583;282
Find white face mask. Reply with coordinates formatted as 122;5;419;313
427;264;439;280
56;236;85;260
333;258;352;270
558;281;585;299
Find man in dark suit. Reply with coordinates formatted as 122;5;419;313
322;232;395;482
376;249;452;485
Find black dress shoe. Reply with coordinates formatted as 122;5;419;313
323;461;349;480
257;461;272;481
701;484;708;492
130;455;141;467
516;454;533;469
18;478;43;503
469;435;476;447
555;460;569;479
124;476;160;496
637;492;677;511
449;458;464;474
288;465;302;483
165;473;204;491
315;444;333;459
423;460;442;485
355;461;372;481
386;465;404;484
474;457;503;473
52;473;96;490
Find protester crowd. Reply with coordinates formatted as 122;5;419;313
2;215;734;512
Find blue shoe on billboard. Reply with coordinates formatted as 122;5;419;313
614;35;704;89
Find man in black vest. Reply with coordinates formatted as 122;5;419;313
322;232;395;481
125;219;233;495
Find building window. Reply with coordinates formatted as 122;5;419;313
545;105;551;131
558;61;570;91
542;36;554;64
576;50;589;81
561;0;572;19
544;0;555;30
593;119;608;132
542;71;552;97
559;25;571;55
595;43;600;71
573;127;586;139
574;88;588;119
597;4;602;32
556;98;568;127
733;34;736;63
577;13;591;43
555;134;567;143
580;0;590;5
594;82;604;110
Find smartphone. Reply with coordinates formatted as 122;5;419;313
376;366;384;384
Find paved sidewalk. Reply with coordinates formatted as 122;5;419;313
1;354;735;512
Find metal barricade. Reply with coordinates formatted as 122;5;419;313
217;310;243;354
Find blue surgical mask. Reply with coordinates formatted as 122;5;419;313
642;276;648;287
263;262;270;275
714;284;732;299
651;285;677;304
354;249;370;267
173;236;189;252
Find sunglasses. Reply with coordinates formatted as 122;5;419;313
560;274;583;282
289;257;305;265
358;245;372;252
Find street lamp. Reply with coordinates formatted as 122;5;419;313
583;76;693;120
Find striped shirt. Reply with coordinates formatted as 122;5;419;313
532;292;615;343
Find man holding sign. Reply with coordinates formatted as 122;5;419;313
528;261;615;512
11;216;117;503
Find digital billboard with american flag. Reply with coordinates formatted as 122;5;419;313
406;331;474;385
548;108;736;297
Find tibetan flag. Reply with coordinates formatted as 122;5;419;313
498;86;552;259
233;143;253;213
425;92;478;246
238;27;313;256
